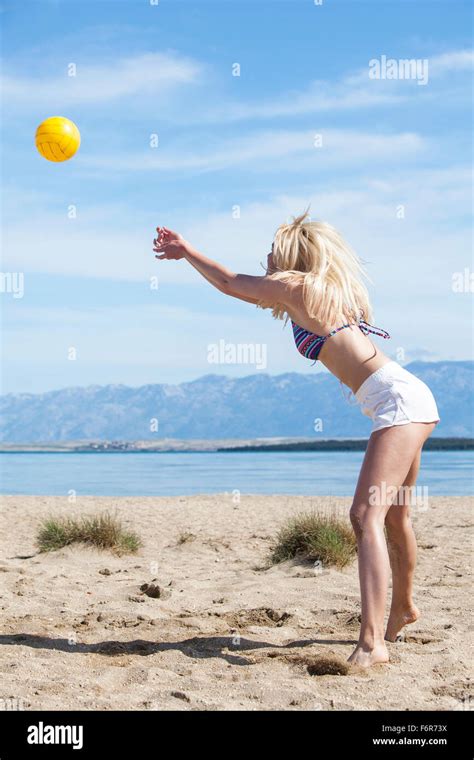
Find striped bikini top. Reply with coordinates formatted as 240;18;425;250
291;318;391;364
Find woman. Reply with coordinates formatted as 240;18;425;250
153;211;440;668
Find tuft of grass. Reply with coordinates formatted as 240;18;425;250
177;531;196;545
36;512;142;555
269;510;357;569
305;656;351;676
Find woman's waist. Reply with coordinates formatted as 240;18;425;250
321;351;394;396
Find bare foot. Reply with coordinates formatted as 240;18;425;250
347;642;389;668
385;605;420;642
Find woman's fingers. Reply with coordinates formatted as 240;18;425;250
153;234;169;250
157;225;181;242
155;227;167;241
154;226;182;259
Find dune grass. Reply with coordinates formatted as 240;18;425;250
269;510;357;569
36;512;141;555
177;531;196;545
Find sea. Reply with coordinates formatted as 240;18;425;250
0;450;473;497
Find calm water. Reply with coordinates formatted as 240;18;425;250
0;451;472;496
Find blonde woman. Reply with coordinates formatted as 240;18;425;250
153;211;440;668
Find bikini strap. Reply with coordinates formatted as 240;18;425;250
358;320;391;339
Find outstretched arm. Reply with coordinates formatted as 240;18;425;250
184;261;260;304
153;226;287;306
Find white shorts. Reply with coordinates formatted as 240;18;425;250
354;361;440;433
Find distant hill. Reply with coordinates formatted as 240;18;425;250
0;361;472;443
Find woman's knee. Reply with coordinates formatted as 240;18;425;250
385;507;411;532
349;507;362;537
349;504;380;537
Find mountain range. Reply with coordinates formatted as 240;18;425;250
1;361;472;443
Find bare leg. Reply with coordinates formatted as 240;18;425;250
348;422;436;668
384;449;422;641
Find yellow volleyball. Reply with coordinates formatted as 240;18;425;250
35;116;81;162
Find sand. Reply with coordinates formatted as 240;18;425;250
0;494;472;711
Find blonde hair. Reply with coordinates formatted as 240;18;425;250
259;208;374;326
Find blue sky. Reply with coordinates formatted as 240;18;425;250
1;0;472;394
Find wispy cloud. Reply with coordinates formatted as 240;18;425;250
2;51;203;106
1;301;290;390
191;48;474;124
3;45;471;122
77;128;426;175
429;49;474;74
3;164;469;285
199;80;406;123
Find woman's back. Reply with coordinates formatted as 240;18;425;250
282;282;392;396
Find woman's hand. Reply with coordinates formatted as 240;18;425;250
153;226;190;260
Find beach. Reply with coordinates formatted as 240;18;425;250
0;494;472;711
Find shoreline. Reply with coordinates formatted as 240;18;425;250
0;436;473;453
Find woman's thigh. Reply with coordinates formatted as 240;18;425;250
351;423;436;522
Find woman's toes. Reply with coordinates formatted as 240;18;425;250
385;606;420;642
